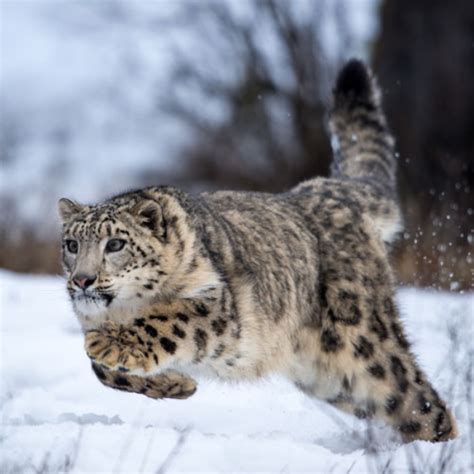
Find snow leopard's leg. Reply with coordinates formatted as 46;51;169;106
84;293;236;375
91;362;197;400
291;227;457;443
292;291;458;443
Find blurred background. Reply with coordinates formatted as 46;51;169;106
1;0;472;290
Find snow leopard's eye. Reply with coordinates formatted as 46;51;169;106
105;238;126;253
65;239;78;254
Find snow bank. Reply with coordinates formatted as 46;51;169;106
1;271;472;472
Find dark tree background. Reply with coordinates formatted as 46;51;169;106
144;0;349;192
373;0;473;288
1;0;472;290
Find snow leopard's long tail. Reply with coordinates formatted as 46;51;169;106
328;59;402;242
329;59;396;195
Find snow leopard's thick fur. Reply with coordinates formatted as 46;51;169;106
59;60;457;443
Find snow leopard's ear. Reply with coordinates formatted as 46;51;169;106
58;198;84;222
130;198;167;242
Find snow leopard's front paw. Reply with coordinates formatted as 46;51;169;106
139;371;198;400
85;322;154;373
91;362;197;400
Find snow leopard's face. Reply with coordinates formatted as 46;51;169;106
58;193;180;318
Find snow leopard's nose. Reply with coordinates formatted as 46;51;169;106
73;274;97;290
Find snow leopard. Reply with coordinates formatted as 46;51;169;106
59;59;457;443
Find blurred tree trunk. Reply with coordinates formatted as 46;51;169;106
373;0;474;289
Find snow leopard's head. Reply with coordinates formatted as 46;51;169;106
58;187;217;322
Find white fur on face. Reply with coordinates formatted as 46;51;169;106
72;294;108;317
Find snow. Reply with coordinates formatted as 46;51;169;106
1;270;472;473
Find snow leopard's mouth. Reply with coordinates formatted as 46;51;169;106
72;292;116;317
73;291;114;307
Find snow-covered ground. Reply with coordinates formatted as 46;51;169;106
1;270;472;473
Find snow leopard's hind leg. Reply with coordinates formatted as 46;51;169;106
292;295;457;442
290;229;457;443
91;362;197;400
